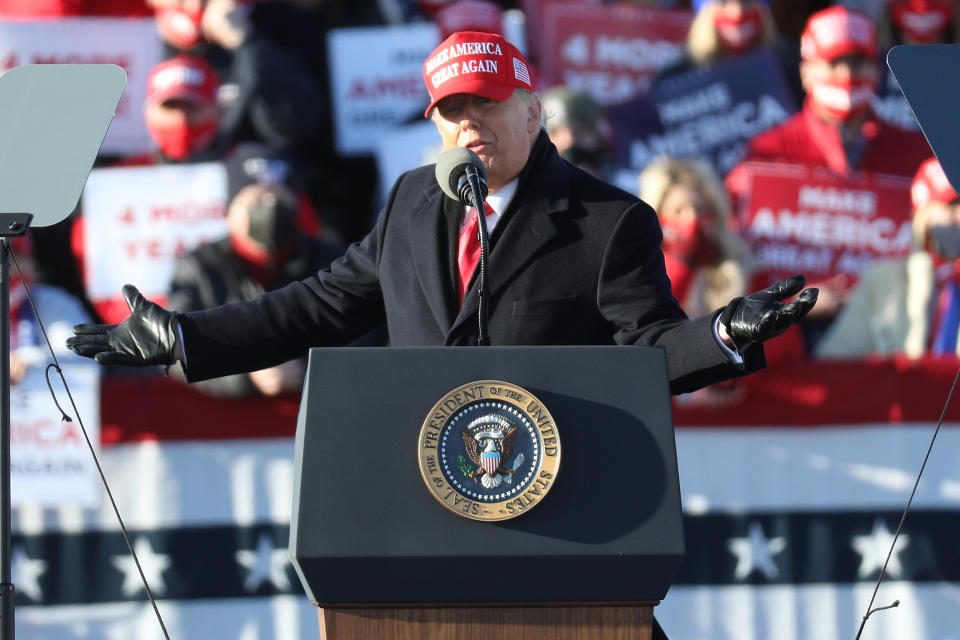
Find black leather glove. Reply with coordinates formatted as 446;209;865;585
67;284;178;367
720;275;818;351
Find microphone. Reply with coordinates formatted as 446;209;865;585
435;147;488;208
435;147;491;346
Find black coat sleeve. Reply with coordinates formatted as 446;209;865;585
596;200;764;394
175;173;402;382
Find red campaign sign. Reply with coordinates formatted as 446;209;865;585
739;162;914;285
538;2;692;105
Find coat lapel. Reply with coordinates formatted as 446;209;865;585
412;182;460;333
452;149;572;336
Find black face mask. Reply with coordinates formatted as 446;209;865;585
246;194;298;253
929;224;960;260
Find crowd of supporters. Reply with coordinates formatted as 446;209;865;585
4;0;960;403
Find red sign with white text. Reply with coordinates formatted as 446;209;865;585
539;2;692;105
739;163;914;285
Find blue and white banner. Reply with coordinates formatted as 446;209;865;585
11;371;960;639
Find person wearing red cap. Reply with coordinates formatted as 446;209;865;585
727;6;929;186
725;6;931;349
143;54;223;163
64;53;224;329
66;31;817;411
142;0;324;158
817;157;960;357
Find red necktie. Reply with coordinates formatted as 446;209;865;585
457;202;495;307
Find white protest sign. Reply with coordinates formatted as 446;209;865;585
374;121;442;207
81;162;228;300
328;23;439;155
11;365;100;507
0;18;162;156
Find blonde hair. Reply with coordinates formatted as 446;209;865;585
687;0;777;66
639;155;732;223
639;155;754;311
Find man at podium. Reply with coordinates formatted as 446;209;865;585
66;31;816;394
66;30;817;640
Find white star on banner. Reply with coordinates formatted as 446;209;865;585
111;537;170;597
727;521;786;580
236;533;291;592
852;518;909;578
12;545;46;602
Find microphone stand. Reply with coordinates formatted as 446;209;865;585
464;165;490;346
0;212;32;640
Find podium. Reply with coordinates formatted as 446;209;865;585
289;346;684;639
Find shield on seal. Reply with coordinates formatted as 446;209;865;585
480;451;500;477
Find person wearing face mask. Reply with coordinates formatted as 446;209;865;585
727;6;929;191
165;149;344;397
817;157;960;358
884;0;958;44
144;0;323;155
64;54;224;329
639;156;755;318
654;0;805;106
142;54;223;163
724;6;931;347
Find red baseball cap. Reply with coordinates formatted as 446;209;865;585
423;30;534;117
800;6;877;61
912;157;959;209
146;54;219;107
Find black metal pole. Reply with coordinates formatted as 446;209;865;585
465;166;490;346
0;237;14;639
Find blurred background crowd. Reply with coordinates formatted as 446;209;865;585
4;2;960;638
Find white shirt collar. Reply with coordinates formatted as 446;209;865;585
461;177;518;233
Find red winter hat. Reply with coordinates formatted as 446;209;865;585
912;157;959;209
146;54;219;107
801;6;877;61
423;30;534;117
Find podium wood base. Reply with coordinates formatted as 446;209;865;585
318;604;656;640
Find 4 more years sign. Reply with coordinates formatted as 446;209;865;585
538;2;691;106
738;162;914;284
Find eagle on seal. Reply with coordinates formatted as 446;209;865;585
461;415;520;489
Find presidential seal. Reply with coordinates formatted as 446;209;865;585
417;380;561;522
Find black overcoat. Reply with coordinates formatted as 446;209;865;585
177;133;763;393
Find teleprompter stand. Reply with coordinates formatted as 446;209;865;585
290;346;685;640
0;64;125;638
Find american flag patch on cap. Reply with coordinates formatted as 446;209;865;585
513;57;530;86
